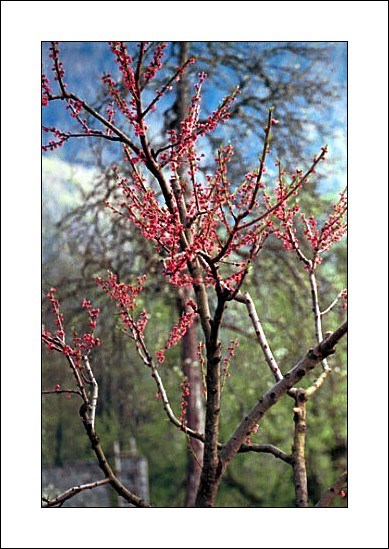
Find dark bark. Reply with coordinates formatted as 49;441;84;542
195;295;227;507
82;419;151;507
315;471;347;507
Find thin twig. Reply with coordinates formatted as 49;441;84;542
235;291;283;382
42;389;82;397
42;477;111;507
305;366;332;398
321;290;345;316
309;270;330;371
237;443;292;463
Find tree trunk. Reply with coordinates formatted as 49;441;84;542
179;289;204;506
194;295;226;507
291;389;309;507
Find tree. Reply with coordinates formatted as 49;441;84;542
43;40;346;506
42;41;347;508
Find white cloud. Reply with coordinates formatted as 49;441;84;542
42;156;97;221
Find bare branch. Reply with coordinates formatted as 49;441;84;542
321;289;346;316
237;443;292;464
42;478;110;507
151;363;204;441
305;366;332;398
235;291;283;382
80;417;152;507
309;270;330;371
83;355;98;429
315;471;347;507
118;302;205;442
42;389;82;397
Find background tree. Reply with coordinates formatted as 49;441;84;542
41;40;346;508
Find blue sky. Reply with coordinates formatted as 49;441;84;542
42;41;347;196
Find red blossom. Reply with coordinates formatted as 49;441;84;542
42;44;346;428
164;302;198;351
340;289;348;310
221;339;239;387
41;67;54;107
156;350;165;363
178;380;190;425
96;273;149;347
64;45;279;291
42;290;101;362
299;188;347;267
43;41;312;298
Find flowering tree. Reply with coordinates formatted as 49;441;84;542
42;41;347;508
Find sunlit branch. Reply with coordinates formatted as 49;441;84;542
321;290;345;316
286;225;311;266
291;392;308;507
305;366;332;398
83;355;98;429
309;270;330;371
235;291;283;382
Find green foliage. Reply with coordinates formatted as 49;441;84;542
42;226;346;505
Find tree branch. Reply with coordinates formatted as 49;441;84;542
305;366;332;398
309;270;330;371
321;289;346;316
83;355;98;430
81;418;152;507
42;478;111;507
42;389;82;397
219;321;347;471
195;294;227;507
315;471;347;507
235;291;283;382
291;391;308;507
237;443;292;463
